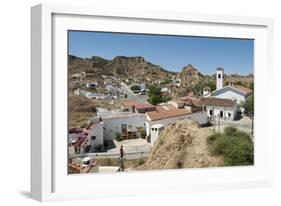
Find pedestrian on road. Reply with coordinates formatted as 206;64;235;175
120;145;125;160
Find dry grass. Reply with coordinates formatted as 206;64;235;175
69;95;97;128
69;95;124;128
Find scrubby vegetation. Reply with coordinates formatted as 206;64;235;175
139;128;146;139
243;94;254;116
114;132;122;142
207;126;254;166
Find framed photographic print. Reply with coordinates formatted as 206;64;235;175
31;3;274;201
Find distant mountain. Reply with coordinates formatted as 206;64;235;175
68;55;175;83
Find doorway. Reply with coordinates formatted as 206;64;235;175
121;124;127;133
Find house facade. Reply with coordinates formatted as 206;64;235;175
150;124;165;145
145;104;208;143
97;108;146;141
199;97;238;121
87;122;104;152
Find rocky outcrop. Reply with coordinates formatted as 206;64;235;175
139;120;223;170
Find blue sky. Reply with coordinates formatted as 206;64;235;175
68;31;254;75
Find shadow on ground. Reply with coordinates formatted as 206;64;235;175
18;190;31;198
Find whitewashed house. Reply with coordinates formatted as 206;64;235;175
145;104;208;144
87;122;104;152
81;117;105;152
212;67;253;104
200;97;238;121
97;108;146;141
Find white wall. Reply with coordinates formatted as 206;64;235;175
214;90;245;104
206;106;237;121
88;122;104;150
150;126;164;146
146;112;208;137
103;114;146;140
216;70;224;90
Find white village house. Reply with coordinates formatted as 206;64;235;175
97;108;146;141
145;104;208;145
86;117;104;152
200;97;238;121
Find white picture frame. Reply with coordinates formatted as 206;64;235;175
31;3;274;202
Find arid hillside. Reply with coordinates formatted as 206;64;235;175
69;95;123;128
68;55;175;89
138;120;223;170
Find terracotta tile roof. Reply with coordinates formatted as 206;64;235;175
232;85;253;95
123;100;155;110
199;97;236;108
146;105;192;121
135;103;155;110
123;100;138;107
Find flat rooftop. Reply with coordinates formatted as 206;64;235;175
97;107;144;119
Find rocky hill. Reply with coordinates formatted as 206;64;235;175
171;64;213;97
138;120;223;170
68;55;254;95
68;55;175;85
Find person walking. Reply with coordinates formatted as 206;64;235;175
119;145;125;171
120;145;125;159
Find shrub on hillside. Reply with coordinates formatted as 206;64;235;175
114;132;122;142
224;126;237;136
207;127;254;166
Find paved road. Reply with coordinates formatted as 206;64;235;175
69;150;150;160
120;82;148;103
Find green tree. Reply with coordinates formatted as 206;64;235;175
205;81;216;91
147;85;162;105
243;94;254;116
192;83;203;96
249;82;254;90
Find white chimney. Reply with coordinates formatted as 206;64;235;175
216;67;224;90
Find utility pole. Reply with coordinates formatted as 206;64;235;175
218;116;220;133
